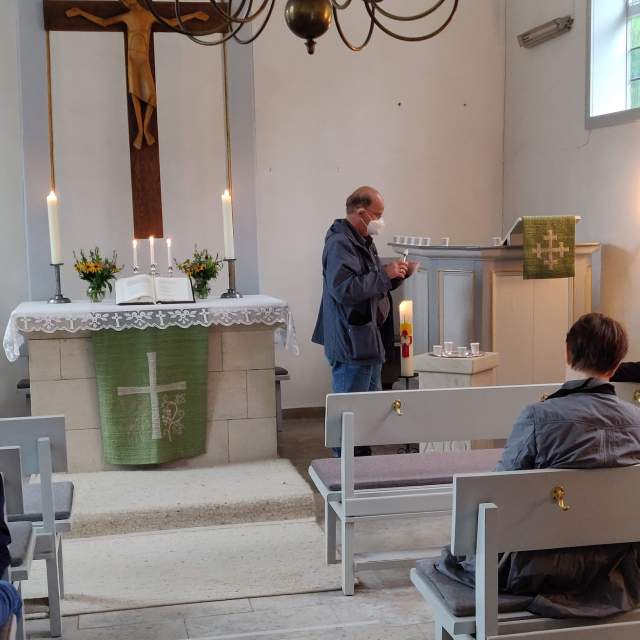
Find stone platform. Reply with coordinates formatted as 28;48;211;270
58;459;315;538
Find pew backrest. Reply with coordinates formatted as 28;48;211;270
452;465;640;556
0;448;23;517
0;417;67;475
325;383;561;448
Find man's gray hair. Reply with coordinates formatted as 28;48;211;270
345;191;372;213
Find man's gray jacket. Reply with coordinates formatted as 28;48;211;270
437;378;640;618
312;219;398;365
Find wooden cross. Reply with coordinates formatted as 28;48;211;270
43;0;227;239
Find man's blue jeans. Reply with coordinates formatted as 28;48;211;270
331;361;382;457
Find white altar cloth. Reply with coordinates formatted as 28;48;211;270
3;295;298;362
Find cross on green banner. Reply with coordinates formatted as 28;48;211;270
92;326;208;465
523;216;576;280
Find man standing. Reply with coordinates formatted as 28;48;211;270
312;186;417;456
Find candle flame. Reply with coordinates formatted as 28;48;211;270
133;239;138;248
166;238;172;247
47;190;58;202
149;236;154;242
222;189;231;199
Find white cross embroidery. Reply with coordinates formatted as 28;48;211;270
532;229;569;270
117;352;186;440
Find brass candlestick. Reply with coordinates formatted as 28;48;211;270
221;259;242;299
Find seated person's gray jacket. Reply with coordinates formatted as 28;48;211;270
437;378;640;619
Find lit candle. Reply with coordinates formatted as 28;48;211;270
46;191;63;264
149;236;155;265
221;189;235;260
132;239;138;269
166;238;172;268
399;300;414;377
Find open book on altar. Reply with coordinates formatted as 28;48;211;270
115;275;194;304
501;215;582;246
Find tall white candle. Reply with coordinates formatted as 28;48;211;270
221;189;235;260
149;236;155;265
46;191;63;264
166;238;172;268
399;300;414;377
132;239;138;269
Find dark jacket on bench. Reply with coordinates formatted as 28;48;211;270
436;378;640;619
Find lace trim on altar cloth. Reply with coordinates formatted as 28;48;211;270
3;302;299;362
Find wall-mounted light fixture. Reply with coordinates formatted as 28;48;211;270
517;15;574;48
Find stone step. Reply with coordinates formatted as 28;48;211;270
55;459;315;538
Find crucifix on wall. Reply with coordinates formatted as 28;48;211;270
43;0;227;238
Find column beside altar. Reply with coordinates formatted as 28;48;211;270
4;296;298;472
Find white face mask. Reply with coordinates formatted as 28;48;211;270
367;217;385;236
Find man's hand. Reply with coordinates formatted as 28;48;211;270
406;261;420;276
384;261;409;280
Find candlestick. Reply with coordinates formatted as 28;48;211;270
221;189;235;260
48;263;71;304
399;300;414;377
221;258;243;298
47;191;63;264
132;239;139;272
149;235;155;271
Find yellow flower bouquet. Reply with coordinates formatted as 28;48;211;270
176;247;223;300
73;248;122;302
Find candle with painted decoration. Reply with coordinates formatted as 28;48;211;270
149;236;155;265
399;300;414;377
166;238;172;268
221;189;235;260
46;191;62;264
132;239;138;269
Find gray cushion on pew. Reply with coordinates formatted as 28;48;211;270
310;449;503;491
7;522;33;568
7;481;74;522
415;560;533;617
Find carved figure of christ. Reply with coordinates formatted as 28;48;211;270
65;0;208;149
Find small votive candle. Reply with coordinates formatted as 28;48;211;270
457;346;466;357
444;341;453;354
492;236;502;246
441;237;451;246
470;342;480;355
433;345;443;356
419;237;431;247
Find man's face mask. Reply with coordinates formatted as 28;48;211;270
362;209;385;236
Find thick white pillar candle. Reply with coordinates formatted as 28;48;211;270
132;239;138;269
221;189;235;260
399;300;414;377
166;238;172;268
149;236;155;265
46;191;63;264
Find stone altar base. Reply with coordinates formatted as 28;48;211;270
28;324;278;472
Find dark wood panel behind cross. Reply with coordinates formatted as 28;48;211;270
44;0;228;239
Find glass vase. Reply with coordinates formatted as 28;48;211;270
193;279;211;300
87;283;106;303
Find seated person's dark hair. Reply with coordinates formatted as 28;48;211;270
566;312;628;375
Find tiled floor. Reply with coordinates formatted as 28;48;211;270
27;573;435;639
26;417;440;639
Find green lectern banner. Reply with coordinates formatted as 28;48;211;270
523;216;576;280
92;326;208;465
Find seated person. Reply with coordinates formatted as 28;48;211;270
436;312;640;619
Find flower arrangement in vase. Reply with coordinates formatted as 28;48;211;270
73;248;122;302
176;247;223;300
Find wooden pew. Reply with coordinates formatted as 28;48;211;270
411;465;640;639
308;383;561;595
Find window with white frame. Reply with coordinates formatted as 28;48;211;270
588;0;640;126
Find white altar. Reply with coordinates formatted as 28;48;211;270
4;296;298;472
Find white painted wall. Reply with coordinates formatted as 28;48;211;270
253;1;506;407
50;29;228;298
0;0;29;416
504;0;640;354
